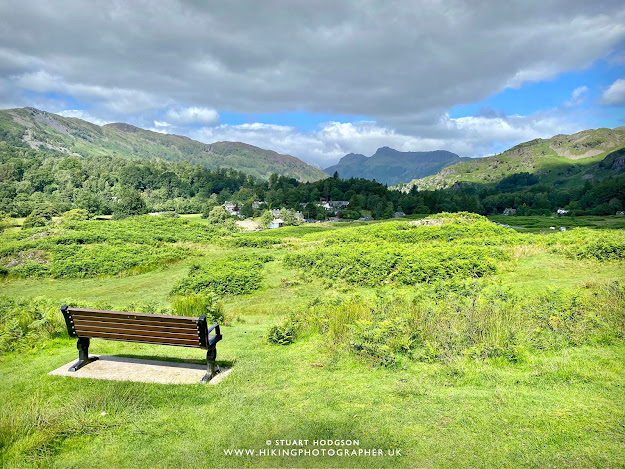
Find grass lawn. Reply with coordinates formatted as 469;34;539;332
1;214;624;468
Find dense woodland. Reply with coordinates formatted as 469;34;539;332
1;141;624;221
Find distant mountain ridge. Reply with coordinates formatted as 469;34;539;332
0;107;327;182
394;127;625;191
324;147;468;185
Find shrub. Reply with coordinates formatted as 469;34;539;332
171;255;271;297
62;209;89;222
268;281;625;365
267;321;298;345
22;214;47;229
171;293;224;323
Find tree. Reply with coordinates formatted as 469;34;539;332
279;208;297;226
113;188;148;219
206;205;229;224
240;202;254;218
62;209;89;222
260;210;273;229
201;194;219;218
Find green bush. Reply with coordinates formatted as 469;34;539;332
22;214;47;229
0;297;66;352
171;293;224;323
1;216;231;278
171;255;271;297
62;209;89;221
269;281;625;366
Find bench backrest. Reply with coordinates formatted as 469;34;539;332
62;307;209;349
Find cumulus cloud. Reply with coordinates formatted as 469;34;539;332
165;107;220;125
600;78;625;105
188;111;580;167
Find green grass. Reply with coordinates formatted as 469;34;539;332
488;215;625;232
1;214;624;468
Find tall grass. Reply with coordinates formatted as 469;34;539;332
269;280;625;366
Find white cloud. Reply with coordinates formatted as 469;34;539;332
165;107;220;125
154;120;171;127
600;78;625;105
564;86;588;106
58;109;111;126
188;111;580;167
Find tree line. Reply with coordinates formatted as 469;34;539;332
1;140;624;221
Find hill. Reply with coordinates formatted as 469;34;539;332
324;147;466;185
0;107;327;182
395;127;625;191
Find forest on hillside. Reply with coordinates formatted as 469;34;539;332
1;141;624;222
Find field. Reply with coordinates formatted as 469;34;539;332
1;213;624;468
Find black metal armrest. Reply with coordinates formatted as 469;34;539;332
207;324;222;346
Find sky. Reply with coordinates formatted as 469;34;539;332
1;0;624;168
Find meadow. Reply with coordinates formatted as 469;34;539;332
1;213;624;468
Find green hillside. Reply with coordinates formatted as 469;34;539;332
0;107;327;182
395;127;625;191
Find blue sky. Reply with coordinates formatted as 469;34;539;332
1;1;624;167
449;58;625;127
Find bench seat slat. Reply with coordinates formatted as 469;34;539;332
67;307;198;322
71;313;196;327
76;330;200;346
89;337;201;348
71;318;199;332
74;325;200;341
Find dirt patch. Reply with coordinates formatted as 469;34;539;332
409;218;446;227
550;146;604;159
236;219;259;231
27;230;57;240
2;250;49;268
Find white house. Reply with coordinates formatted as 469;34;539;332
556;208;569;215
269;218;284;229
503;208;516;216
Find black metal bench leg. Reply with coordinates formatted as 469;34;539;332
201;347;219;383
69;338;99;372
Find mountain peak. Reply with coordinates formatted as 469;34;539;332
0;107;327;182
325;147;462;185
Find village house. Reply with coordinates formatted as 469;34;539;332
556;208;569;215
223;202;240;217
503;208;517;216
269;218;284;229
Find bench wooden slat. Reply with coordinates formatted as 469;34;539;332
71;316;198;331
72;319;199;335
78;330;200;346
67;307;198;322
89;337;201;348
70;311;197;326
74;325;200;341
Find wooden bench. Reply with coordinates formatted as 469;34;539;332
60;306;222;383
